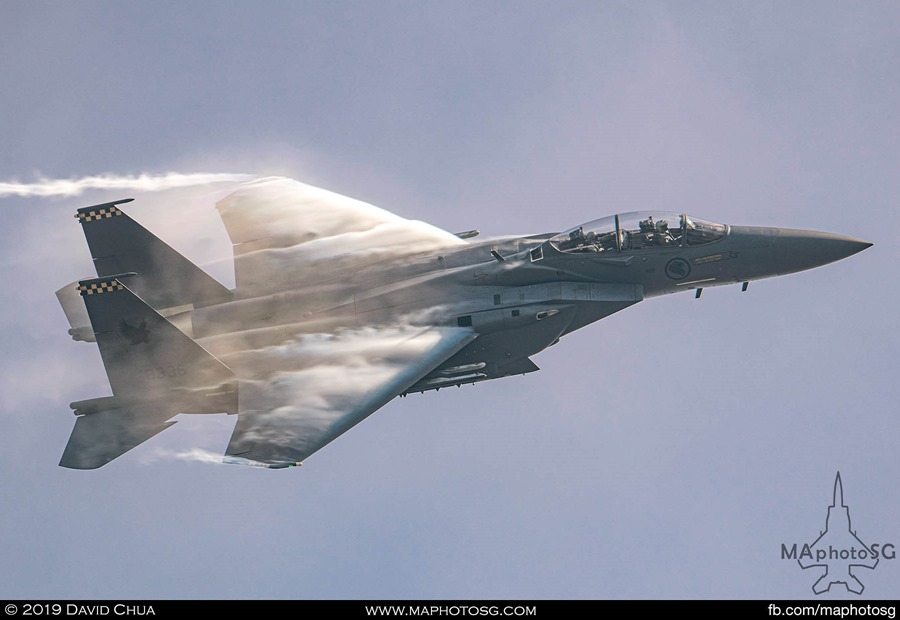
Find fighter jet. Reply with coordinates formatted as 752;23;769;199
55;177;872;469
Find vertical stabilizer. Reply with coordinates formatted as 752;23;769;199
77;275;236;412
76;199;231;308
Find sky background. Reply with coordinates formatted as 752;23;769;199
1;1;898;600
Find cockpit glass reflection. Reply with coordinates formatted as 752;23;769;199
549;212;727;253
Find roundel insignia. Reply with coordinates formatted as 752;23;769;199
665;257;691;280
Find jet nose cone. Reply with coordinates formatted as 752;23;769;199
771;229;872;275
848;238;874;254
827;231;873;251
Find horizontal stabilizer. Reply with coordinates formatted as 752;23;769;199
76;199;231;308
56;279;95;342
60;404;175;470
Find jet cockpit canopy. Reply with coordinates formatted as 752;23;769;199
548;211;727;254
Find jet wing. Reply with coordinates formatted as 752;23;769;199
215;177;466;292
223;325;477;467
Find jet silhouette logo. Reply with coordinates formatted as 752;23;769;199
781;472;896;595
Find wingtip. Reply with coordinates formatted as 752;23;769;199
222;456;303;469
265;461;303;470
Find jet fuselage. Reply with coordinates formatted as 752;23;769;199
190;215;870;395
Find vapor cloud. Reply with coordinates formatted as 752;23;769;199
141;447;228;466
217;177;464;293
55;177;474;469
0;172;255;198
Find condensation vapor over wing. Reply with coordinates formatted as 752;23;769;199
216;177;465;293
